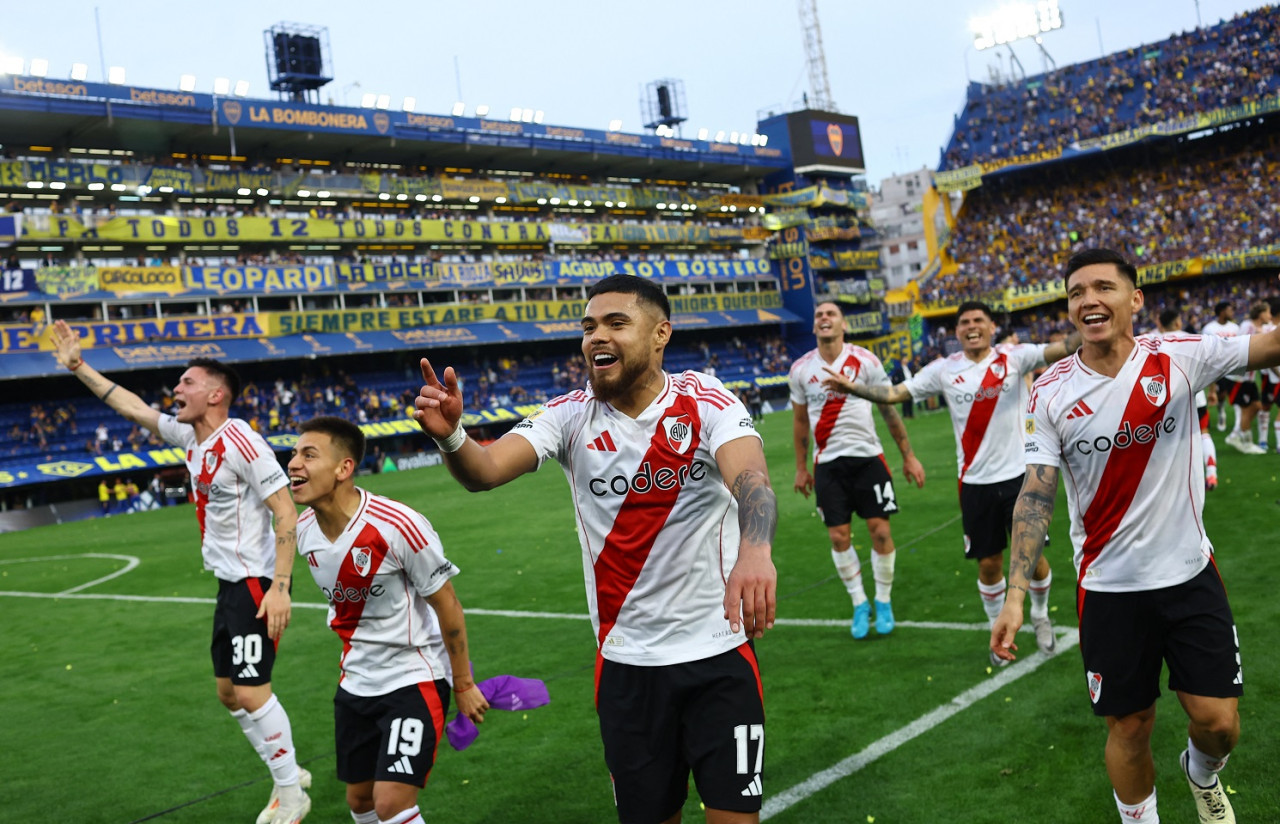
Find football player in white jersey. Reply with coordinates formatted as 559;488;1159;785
992;248;1280;824
288;416;489;824
413;274;776;824
1155;310;1220;489
1238;301;1273;450
1259;298;1280;452
789;301;926;640
50;321;310;824
821;301;1080;663
1202;301;1264;453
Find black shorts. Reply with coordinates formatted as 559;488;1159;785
211;577;278;686
1261;376;1279;406
814;455;897;526
960;475;1022;560
334;681;450;787
1220;378;1259;407
596;643;765;822
1077;563;1242;718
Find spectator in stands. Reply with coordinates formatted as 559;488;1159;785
99;478;111;515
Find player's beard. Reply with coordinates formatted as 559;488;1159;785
588;354;651;403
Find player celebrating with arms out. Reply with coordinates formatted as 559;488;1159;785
820;301;1080;662
50;320;310;824
993;249;1280;824
414;274;776;824
288;416;488;824
789;301;926;639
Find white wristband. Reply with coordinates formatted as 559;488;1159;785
433;423;467;453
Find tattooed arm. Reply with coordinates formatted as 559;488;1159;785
427;581;490;723
877;403;926;488
50;319;161;435
990;463;1060;660
820;366;914;404
717;436;778;638
256;485;299;642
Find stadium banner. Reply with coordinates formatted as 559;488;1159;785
98;266;184;292
857;329;914;364
1;314;266;353
203;171;275;193
1201;246;1280;276
933;165;983;193
1136;257;1200;286
997;280;1068;313
35;266;99;295
336;263;433;284
186;265;337;292
0;159;128;188
761;185;869;210
843;309;887;336
143;167;196;193
0;213;21;243
760;209;810;231
1;268;36;294
0;74;211;109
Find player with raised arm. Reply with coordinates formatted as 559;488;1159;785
50;320;310;824
992;248;1280;824
1202;301;1264;454
1155;309;1220;490
821;301;1080;663
789;301;925;640
414;274;777;824
287;416;488;824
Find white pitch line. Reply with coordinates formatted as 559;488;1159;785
760;628;1080;821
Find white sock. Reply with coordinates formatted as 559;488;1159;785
1231;406;1243;436
351;811;379;824
249;694;300;788
1113;789;1158;823
978;578;1006;625
230;707;269;764
1258;410;1270;443
1028;569;1052;621
1202;432;1218;480
1185;737;1230;788
1274;417;1280;449
831;548;868;606
871;550;895;603
381;806;422;824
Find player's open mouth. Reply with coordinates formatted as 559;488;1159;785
592;352;619;368
964;332;981;342
1082;313;1109;326
289;475;307;489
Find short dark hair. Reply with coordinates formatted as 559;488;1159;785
1249;301;1270;321
188;358;241;403
587;275;670;319
1213;301;1231;316
299;416;366;466
815;300;844;316
1270;297;1280;316
1063;248;1137;287
1158;309;1181;329
956;301;995;321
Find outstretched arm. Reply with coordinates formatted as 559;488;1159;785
1042;331;1083;365
821;367;913;404
1247;324;1280;370
717;436;777;638
51;320;161;435
413;358;538;491
877;403;925;488
991;463;1060;661
427;581;490;724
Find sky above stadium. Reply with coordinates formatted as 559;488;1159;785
0;0;1265;185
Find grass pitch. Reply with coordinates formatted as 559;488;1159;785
3;408;1278;823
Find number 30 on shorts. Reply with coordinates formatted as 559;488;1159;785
231;634;263;666
733;723;765;774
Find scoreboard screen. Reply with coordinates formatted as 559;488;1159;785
788;111;866;175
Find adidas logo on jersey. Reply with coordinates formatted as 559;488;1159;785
387;754;414;775
952;375;965;385
238;663;259;679
1066;400;1094;419
586;431;618;452
741;774;762;797
808;375;820;384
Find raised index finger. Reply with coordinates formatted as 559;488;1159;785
420;357;441;388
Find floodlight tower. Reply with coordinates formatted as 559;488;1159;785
798;0;836;111
264;22;333;103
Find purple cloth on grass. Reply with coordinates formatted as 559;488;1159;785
446;675;550;750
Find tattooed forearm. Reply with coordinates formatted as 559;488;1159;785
855;384;911;404
1008;464;1059;586
276;528;296;547
731;469;778;545
879;405;914;457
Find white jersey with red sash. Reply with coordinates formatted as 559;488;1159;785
157;415;288;582
511;371;760;667
1024;334;1249;606
904;343;1046;486
788;344;891;463
297;489;458;697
